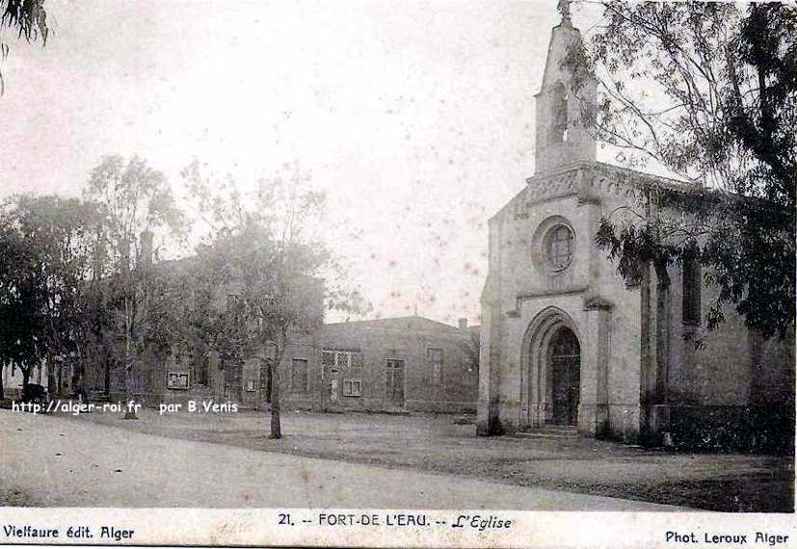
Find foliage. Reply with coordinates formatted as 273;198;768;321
568;1;796;339
83;155;186;405
0;165;190;400
455;326;480;377
0;207;42;384
0;0;48;93
183;160;367;438
0;194;101;389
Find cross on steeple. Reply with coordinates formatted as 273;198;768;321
557;0;572;25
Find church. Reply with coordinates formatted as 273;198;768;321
476;6;794;449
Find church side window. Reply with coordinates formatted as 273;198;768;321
682;251;702;326
546;225;574;271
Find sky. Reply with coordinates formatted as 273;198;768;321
0;0;598;327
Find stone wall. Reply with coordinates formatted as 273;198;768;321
280;319;478;414
479;164;795;448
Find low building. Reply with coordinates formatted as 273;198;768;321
270;316;479;414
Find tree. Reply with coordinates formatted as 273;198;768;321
567;2;796;340
1;0;48;93
84;155;185;417
184;160;365;438
0;208;43;390
0;194;103;396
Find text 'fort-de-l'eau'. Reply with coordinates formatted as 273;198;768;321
277;512;512;531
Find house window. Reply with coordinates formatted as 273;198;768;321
320;350;361;375
291;358;308;392
546;225;574;272
342;379;362;397
167;371;190;390
427;347;443;385
246;380;256;392
321;350;336;368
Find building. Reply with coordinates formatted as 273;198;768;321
477;8;795;448
68;239;478;415
78;253;327;410
271;316;479;414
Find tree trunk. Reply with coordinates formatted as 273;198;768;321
123;319;138;419
261;358;272;404
123;363;138;418
269;333;287;439
103;352;110;395
22;368;31;392
47;350;56;395
73;344;83;400
269;358;282;439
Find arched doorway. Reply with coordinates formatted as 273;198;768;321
521;307;583;429
548;326;580;425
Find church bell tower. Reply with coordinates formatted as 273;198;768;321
533;0;597;175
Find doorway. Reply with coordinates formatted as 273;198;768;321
385;359;405;407
549;326;580;425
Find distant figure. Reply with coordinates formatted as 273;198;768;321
73;381;87;402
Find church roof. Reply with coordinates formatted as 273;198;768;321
489;160;701;224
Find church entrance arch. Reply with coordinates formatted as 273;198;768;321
521;307;582;428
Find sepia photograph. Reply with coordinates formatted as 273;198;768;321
0;0;794;547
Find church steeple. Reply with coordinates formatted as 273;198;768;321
532;1;596;175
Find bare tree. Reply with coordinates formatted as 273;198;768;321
84;155;185;417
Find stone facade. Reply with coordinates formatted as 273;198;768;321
277;317;479;414
477;14;795;449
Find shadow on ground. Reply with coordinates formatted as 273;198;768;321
58;407;793;512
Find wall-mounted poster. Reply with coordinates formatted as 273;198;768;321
167;372;190;390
